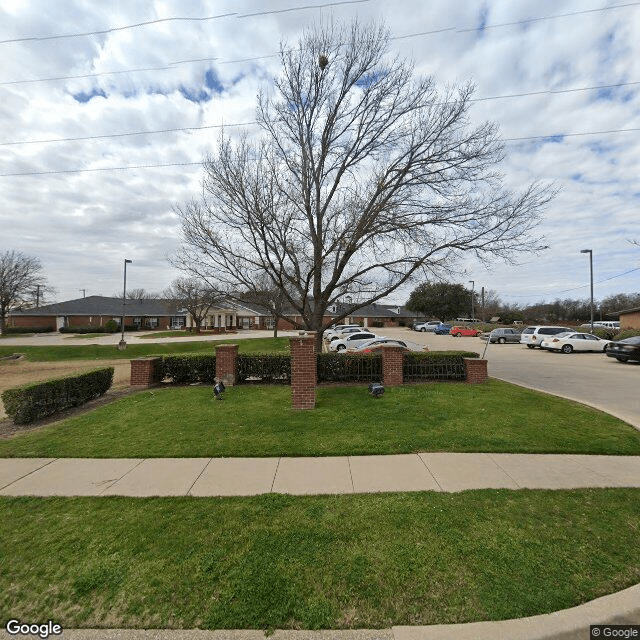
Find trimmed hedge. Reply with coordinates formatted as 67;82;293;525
162;354;217;384
2;367;114;425
3;326;54;334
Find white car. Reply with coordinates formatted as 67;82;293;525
540;332;611;354
353;337;428;352
324;324;360;340
330;331;379;351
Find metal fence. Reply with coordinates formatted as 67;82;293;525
317;353;383;383
236;354;292;385
403;353;467;381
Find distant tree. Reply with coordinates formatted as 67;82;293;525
0;250;47;334
111;288;158;300
164;278;224;333
405;282;474;320
173;19;555;350
238;275;291;338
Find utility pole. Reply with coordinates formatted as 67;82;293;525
481;286;485;322
119;259;132;350
35;285;41;307
468;280;475;320
580;249;594;332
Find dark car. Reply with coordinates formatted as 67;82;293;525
434;323;453;335
605;336;640;363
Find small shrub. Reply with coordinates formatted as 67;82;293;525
2;367;114;425
105;319;119;333
162;354;217;384
615;328;640;340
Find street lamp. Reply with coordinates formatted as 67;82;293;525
580;249;594;332
468;280;475;320
119;259;132;349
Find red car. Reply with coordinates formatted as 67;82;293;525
449;326;480;337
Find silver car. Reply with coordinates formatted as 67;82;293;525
480;328;522;344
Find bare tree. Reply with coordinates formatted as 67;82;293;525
164;278;224;333
238;274;292;338
111;288;158;300
174;20;556;348
0;250;47;334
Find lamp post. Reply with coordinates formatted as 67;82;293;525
580;249;593;332
119;259;132;350
468;280;475;320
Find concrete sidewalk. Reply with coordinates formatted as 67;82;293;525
2;453;640;496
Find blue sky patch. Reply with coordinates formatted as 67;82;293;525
205;69;224;93
543;134;564;144
72;88;107;103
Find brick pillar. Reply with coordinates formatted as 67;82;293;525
381;346;405;386
464;358;488;384
216;344;238;386
130;357;163;387
290;332;317;410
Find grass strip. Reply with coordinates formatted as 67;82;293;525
1;490;639;630
1;381;639;457
0;337;290;362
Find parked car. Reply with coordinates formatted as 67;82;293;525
604;336;640;363
450;326;481;337
433;323;453;335
326;326;362;342
354;337;409;353
480;328;522;344
324;324;360;340
539;332;610;353
519;326;569;349
413;321;441;332
330;331;379;351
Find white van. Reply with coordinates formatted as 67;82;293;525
520;326;569;349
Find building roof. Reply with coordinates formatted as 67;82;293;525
10;295;178;317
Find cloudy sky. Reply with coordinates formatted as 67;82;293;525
1;0;639;307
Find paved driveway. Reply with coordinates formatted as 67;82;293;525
381;327;640;429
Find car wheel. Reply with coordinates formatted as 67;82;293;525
498;337;506;344
616;356;629;362
527;344;535;349
561;344;573;354
336;344;346;351
455;332;462;337
420;328;426;332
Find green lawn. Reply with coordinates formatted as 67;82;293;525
1;490;639;629
0;337;290;362
2;381;639;457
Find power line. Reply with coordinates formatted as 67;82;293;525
509;267;640;298
0;0;370;45
1;123;639;176
2;80;639;147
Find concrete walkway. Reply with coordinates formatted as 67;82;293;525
2;453;640;496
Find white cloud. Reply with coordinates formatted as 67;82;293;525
0;0;639;306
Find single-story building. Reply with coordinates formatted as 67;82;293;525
613;306;640;329
9;296;186;331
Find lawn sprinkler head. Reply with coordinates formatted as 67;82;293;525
368;382;384;399
213;380;226;400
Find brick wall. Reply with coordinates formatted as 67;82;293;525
9;315;56;329
130;357;163;386
216;344;238;386
290;332;316;410
464;358;488;384
381;346;404;386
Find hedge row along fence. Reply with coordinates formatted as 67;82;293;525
150;351;480;386
2;367;114;425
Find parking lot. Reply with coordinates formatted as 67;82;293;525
380;327;640;429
